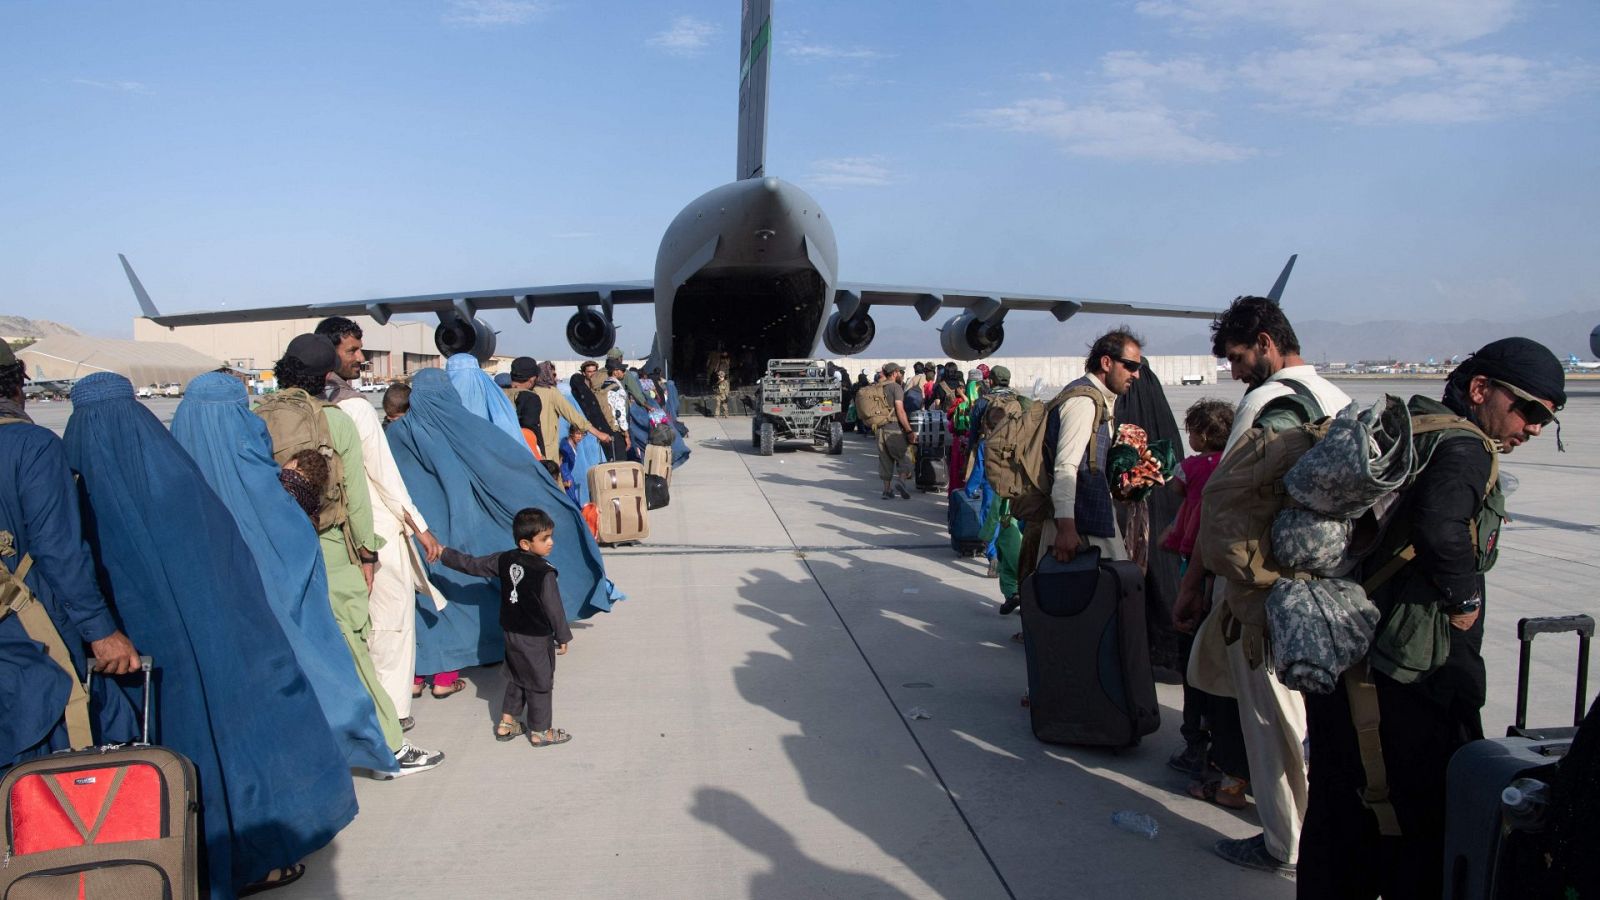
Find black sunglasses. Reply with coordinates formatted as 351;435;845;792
1112;356;1143;372
1490;379;1555;426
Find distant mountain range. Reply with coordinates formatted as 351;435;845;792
1;316;81;341
861;308;1600;363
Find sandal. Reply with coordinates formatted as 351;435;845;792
527;728;572;748
411;683;424;699
431;680;466;699
241;863;305;896
1188;775;1249;810
494;720;526;742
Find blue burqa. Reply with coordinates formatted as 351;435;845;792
556;383;608;506
1;411;138;769
626;378;691;467
386;369;623;675
171;372;393;773
64;374;356;898
446;353;521;445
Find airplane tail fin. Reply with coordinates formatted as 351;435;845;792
737;0;772;180
119;254;162;318
1266;254;1297;303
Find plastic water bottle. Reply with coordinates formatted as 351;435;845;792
1501;778;1550;832
1110;810;1159;839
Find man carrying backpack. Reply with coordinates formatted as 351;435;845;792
859;362;916;499
1175;296;1350;873
262;334;445;778
1038;328;1147;567
1296;338;1564;900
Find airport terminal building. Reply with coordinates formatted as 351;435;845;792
133;316;444;379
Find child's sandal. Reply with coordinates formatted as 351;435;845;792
494;721;526;742
528;728;572;748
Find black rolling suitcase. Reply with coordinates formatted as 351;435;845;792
1443;614;1593;900
1020;548;1160;747
916;456;947;492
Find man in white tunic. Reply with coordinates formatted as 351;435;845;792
1175;296;1350;874
317;318;444;728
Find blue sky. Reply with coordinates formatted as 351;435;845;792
2;0;1596;358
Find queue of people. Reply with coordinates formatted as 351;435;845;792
861;300;1567;899
0;321;665;898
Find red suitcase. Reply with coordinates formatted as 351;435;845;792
2;657;199;900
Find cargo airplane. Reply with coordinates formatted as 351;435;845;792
122;0;1290;387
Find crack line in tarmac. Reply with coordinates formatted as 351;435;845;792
729;428;1020;900
605;542;952;557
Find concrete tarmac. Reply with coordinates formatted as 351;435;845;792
19;377;1595;899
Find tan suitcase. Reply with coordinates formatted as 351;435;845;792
587;462;649;544
644;444;673;484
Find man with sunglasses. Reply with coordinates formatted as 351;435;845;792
1297;337;1565;900
1035;327;1147;569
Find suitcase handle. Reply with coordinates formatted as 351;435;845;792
1514;616;1593;733
87;655;155;746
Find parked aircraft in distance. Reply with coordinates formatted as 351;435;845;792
123;0;1292;386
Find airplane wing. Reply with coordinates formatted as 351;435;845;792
832;255;1296;323
122;256;652;327
831;283;1220;323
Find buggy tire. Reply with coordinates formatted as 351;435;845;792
752;419;762;449
827;421;844;455
759;421;775;456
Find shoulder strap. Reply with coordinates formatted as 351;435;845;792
0;555;94;750
1344;659;1403;837
1254;378;1322;427
0;416;28;426
1054;384;1110;426
1411;414;1500;498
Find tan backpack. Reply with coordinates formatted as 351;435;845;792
853;381;893;430
984;384;1109;522
255;389;351;539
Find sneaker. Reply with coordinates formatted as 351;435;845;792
382;740;444;779
998;594;1021;616
1213;834;1294;874
882;490;894;499
1167;742;1208;777
894;485;912;499
399;716;415;733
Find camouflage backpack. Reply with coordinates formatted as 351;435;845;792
255;388;351;539
983;384;1109;522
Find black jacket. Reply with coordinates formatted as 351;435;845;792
440;548;572;641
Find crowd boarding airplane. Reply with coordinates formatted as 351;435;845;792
122;0;1289;386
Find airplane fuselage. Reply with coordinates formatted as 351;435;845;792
653;176;837;385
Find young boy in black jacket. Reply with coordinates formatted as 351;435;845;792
440;507;574;747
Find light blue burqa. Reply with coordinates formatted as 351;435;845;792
445;353;521;444
171;372;393;773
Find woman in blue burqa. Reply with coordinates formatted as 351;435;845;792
171;371;394;774
445;352;522;445
63;373;356;899
386;368;622;676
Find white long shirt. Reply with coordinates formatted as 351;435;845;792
1223;365;1352;456
1049;373;1118;521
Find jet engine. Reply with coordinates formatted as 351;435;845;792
434;316;497;362
566;309;617;358
822;311;876;356
938;311;1004;361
